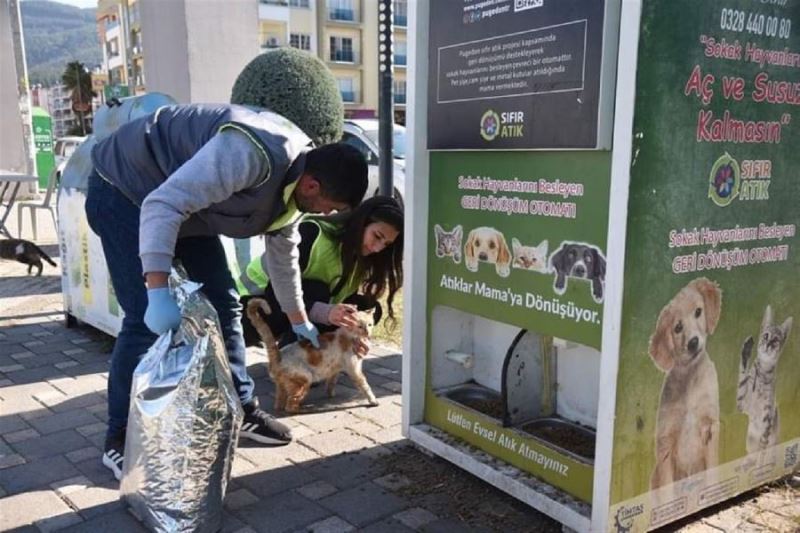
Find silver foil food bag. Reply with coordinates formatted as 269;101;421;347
121;270;244;533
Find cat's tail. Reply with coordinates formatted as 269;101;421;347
246;298;281;369
33;244;56;266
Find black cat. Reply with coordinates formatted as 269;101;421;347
0;238;57;276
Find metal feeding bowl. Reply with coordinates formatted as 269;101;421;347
442;383;504;420
519;417;596;463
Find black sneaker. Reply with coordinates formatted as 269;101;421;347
240;400;292;445
102;430;125;481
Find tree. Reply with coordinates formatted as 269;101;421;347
231;48;343;146
62;61;96;135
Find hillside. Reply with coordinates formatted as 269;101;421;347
20;0;102;86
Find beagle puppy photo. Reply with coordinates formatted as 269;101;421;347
549;242;607;302
648;277;721;490
464;226;511;277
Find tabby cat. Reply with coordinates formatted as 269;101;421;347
737;305;793;453
0;238;56;276
434;224;462;264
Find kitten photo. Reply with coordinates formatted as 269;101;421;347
512;238;548;273
0;238;56;276
737;305;793;453
434;224;462;264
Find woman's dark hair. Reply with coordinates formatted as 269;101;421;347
327;195;404;325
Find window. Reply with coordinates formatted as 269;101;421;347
328;0;355;21
337;78;356;103
393;0;407;26
393;80;406;104
107;39;119;57
342;132;377;164
330;36;354;63
394;41;407;66
289;0;309;7
290;33;311;51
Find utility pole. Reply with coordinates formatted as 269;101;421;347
377;0;394;197
75;62;86;136
7;0;36;175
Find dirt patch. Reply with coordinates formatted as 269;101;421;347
521;422;595;460
375;444;561;532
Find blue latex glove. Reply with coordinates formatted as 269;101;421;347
143;287;182;335
292;321;320;348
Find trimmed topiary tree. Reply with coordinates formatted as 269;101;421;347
231;48;344;146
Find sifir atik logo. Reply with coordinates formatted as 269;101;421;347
480;110;525;142
708;153;771;207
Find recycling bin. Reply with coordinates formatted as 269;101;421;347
58;93;177;335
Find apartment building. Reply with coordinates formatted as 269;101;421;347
46;84;94;137
258;0;408;123
96;0;144;97
92;0;407;122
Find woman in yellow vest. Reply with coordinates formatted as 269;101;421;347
239;195;403;347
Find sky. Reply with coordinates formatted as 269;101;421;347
25;0;98;8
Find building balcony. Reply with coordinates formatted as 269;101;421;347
340;90;360;103
259;1;290;21
394;15;407;27
108;53;123;70
328;8;359;23
329;50;360;64
394;54;406;66
105;23;120;40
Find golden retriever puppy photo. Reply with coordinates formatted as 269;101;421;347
464;227;511;277
648;277;721;490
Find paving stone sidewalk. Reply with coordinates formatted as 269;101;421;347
1;208;798;533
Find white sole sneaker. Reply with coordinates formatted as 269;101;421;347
102;450;123;480
240;429;292;445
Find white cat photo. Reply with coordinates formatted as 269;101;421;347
511;238;549;273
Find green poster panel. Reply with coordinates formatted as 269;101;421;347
427;151;611;349
424;150;611;501
609;1;800;530
32;107;55;188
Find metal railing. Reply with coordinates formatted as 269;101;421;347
340;90;360;103
330;50;359;63
328;8;357;21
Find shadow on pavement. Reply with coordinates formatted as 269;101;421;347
0;275;62;298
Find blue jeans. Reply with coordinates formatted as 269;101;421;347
84;172;254;440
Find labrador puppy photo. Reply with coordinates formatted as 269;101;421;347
648;277;721;490
549;242;606;302
464;226;511;277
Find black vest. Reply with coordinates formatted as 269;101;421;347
91;104;312;238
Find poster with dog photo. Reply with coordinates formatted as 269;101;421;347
608;1;800;530
427;150;611;349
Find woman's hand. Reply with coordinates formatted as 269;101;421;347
328;304;359;329
354;338;371;358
